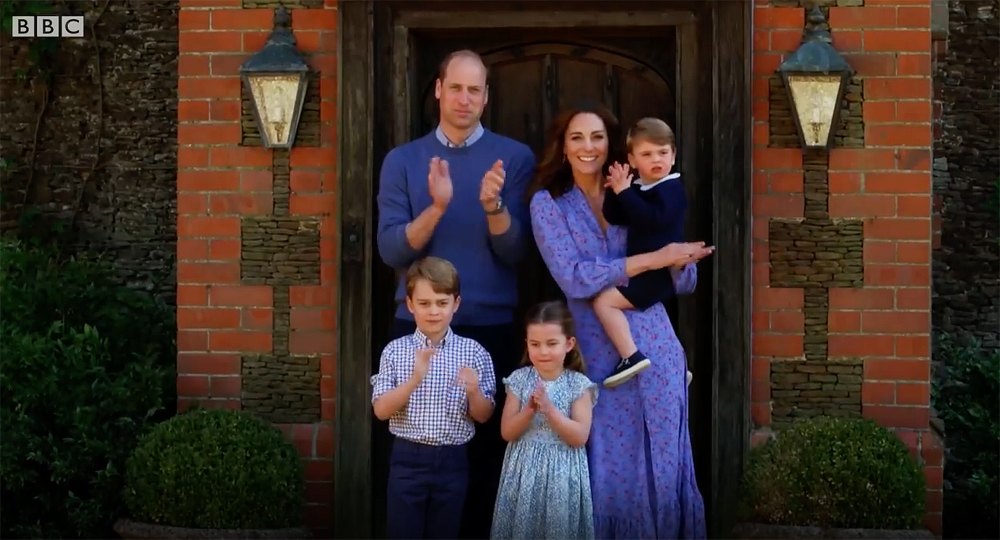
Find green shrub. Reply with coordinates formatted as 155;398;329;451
123;409;305;529
0;237;175;370
740;417;926;529
0;240;175;538
933;333;999;539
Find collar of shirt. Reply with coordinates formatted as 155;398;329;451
634;171;680;191
411;327;455;349
435;123;485;148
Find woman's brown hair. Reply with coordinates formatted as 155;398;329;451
521;301;586;373
528;102;626;201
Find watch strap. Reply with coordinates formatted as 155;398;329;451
485;199;505;215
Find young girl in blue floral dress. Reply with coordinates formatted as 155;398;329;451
490;301;597;539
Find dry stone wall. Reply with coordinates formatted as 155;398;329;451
0;0;179;302
932;0;999;351
239;150;322;423
768;150;865;425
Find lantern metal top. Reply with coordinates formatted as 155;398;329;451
777;6;852;75
240;6;309;74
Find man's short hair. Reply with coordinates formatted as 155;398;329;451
437;49;489;82
626;117;676;153
405;256;461;298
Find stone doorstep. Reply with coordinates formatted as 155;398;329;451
731;522;936;539
113;518;312;540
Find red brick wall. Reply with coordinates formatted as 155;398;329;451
176;0;338;534
751;1;941;534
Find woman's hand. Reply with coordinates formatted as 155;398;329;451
655;242;714;269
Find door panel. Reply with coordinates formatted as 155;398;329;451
416;36;678;151
370;29;696;536
486;61;545;152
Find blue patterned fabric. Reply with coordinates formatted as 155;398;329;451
490;366;597;539
530;187;707;538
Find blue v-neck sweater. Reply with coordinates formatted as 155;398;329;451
376;130;535;326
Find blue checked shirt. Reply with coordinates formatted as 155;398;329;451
371;328;496;445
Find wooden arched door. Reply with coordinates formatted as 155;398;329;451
345;3;751;537
368;30;698;536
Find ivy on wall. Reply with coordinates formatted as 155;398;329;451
1;0;110;234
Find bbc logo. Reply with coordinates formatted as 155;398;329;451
11;16;85;38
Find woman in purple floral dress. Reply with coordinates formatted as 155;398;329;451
528;104;712;539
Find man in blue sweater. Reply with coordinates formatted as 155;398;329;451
375;49;536;538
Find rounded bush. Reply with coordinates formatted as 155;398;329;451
740;417;926;529
123;409;305;529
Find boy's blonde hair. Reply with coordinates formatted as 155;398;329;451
626;117;676;153
405;256;461;298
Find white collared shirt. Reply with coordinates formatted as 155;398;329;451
634;171;681;191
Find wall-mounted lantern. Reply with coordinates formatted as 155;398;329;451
240;6;309;149
776;6;853;150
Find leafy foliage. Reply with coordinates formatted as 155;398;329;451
123;409;306;529
740;417;926;529
933;333;1000;539
0;239;175;538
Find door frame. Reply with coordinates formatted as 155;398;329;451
336;2;751;537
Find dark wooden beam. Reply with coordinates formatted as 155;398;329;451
395;10;695;29
710;0;752;535
335;1;374;537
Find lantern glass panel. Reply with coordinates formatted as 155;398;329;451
786;73;842;148
247;72;306;147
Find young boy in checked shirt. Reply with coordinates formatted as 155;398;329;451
371;256;497;539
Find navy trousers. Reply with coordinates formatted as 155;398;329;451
386;438;469;539
388;318;519;539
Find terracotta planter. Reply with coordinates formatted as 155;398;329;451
731;522;935;539
113;518;311;539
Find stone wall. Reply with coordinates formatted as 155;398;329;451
932;0;999;350
239;150;322;424
768;150;865;425
0;0;179;302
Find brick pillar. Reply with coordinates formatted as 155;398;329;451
751;1;942;535
176;0;338;534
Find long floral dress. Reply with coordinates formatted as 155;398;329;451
490;367;597;539
529;186;707;539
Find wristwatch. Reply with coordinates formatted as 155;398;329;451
485;198;505;215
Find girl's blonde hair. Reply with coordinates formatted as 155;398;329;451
521;301;586;373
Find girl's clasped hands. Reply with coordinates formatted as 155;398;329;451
529;381;553;416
